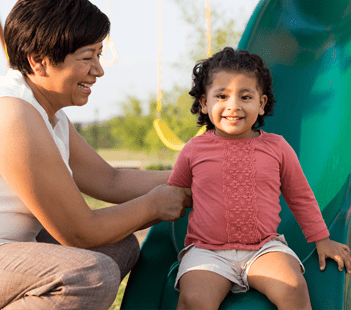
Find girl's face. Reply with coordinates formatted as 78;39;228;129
199;70;267;139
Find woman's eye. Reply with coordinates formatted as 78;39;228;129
84;54;102;61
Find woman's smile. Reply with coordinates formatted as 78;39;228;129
78;81;95;95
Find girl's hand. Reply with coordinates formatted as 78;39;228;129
315;237;351;273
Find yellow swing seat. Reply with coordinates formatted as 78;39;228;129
153;119;206;152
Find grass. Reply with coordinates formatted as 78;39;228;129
109;273;130;310
98;148;178;169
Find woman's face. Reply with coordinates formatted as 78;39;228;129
41;41;104;109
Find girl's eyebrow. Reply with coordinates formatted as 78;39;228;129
213;87;227;92
240;87;256;93
212;87;256;93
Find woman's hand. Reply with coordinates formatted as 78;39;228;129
315;237;351;273
146;185;192;222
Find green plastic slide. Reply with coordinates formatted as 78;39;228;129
121;0;351;308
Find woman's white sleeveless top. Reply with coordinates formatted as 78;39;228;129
0;69;71;244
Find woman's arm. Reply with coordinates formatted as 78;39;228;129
68;120;172;204
0;98;191;248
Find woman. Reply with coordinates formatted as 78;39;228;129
0;1;191;309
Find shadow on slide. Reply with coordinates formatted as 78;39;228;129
121;0;351;308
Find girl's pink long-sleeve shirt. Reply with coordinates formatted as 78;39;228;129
168;130;329;251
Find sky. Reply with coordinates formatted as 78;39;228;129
0;0;260;123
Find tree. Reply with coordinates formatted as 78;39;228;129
159;86;199;142
78;121;117;150
172;0;242;81
109;96;154;151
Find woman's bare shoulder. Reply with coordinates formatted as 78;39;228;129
0;97;47;131
0;96;57;171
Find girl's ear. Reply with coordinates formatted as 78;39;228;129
259;94;268;115
27;53;47;76
199;94;208;114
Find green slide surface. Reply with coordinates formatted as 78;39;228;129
121;0;351;308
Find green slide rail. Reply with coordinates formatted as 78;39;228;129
121;0;351;308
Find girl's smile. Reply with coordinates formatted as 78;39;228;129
222;116;242;122
199;70;267;139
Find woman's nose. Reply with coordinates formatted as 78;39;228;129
91;59;104;77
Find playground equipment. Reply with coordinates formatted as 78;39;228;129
0;20;9;64
153;0;208;151
122;0;351;308
100;0;118;67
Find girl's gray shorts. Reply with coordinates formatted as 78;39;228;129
175;235;304;293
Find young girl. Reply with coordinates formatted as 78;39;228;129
168;47;351;310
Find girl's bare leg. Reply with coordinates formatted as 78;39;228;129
177;270;232;310
248;251;312;310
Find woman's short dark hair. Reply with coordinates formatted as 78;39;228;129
190;47;275;130
5;0;110;75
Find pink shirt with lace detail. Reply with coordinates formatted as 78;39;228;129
168;130;329;251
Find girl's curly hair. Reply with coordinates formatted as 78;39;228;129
190;47;275;130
